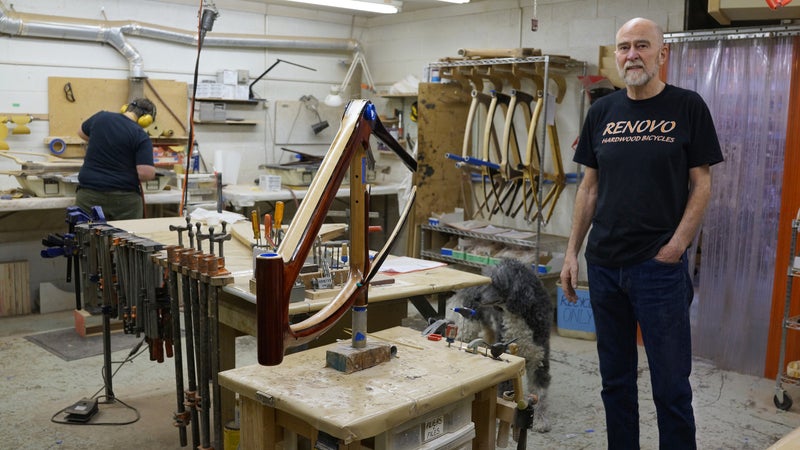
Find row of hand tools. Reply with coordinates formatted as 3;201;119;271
41;208;234;449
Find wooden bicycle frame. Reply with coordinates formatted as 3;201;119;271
255;99;417;366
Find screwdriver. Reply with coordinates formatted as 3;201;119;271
274;201;284;245
263;213;275;248
250;209;261;246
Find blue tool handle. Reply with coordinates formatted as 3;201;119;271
41;247;66;258
464;157;500;170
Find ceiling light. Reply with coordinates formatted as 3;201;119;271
436;0;470;3
286;0;401;14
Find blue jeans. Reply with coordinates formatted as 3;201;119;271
587;255;696;450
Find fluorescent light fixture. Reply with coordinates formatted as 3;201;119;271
286;0;401;14
324;51;377;107
436;0;470;3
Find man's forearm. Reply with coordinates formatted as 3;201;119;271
566;170;597;258
137;164;157;181
669;165;712;252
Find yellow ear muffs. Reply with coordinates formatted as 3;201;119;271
121;102;156;128
137;113;154;128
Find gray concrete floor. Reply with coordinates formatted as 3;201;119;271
1;310;799;449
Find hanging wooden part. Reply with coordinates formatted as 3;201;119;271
497;89;535;218
255;99;417;366
478;90;507;216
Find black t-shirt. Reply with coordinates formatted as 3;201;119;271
574;84;724;267
78;111;153;192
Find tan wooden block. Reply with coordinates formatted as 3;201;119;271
325;341;392;373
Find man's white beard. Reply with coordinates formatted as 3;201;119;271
618;61;654;87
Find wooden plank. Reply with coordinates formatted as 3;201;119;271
72;308;124;337
0;260;30;317
457;47;541;58
241;397;277;450
471;386;497;450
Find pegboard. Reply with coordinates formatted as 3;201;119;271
47;77;188;158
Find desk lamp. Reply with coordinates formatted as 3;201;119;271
300;95;329;134
324;51;376;107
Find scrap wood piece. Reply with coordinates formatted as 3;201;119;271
457;48;542;58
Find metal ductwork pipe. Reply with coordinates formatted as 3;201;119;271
0;2;360;80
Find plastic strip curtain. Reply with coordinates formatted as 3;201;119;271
667;36;793;375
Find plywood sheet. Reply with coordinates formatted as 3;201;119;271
0;260;31;317
47;77;188;158
410;83;470;256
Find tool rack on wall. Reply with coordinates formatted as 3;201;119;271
409;54;586;267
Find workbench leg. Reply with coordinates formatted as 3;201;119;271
408;293;451;320
241;397;277;450
472;386;497;450
219;322;237;426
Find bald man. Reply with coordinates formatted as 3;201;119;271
560;18;723;449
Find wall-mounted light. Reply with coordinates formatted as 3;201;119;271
324;51;376;107
286;0;402;14
300;95;329;134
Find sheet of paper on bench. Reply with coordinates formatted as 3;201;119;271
378;256;446;274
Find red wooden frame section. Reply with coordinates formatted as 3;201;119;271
255;99;417;366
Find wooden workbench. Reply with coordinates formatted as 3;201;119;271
108;217;492;427
218;326;525;450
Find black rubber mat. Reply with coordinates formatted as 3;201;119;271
24;328;143;361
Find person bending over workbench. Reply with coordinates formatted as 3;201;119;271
75;98;157;220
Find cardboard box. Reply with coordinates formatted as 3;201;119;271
193;81;225;99
196;102;226;122
217;69;238;85
237;70;249;84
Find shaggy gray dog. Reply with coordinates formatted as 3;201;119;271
445;258;553;433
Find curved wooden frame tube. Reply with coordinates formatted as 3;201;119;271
256;99;417;366
479;90;507;217
461;90;494;160
511;91;545;219
459;90;495;218
494;89;534;217
526;120;566;224
486;90;521;218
